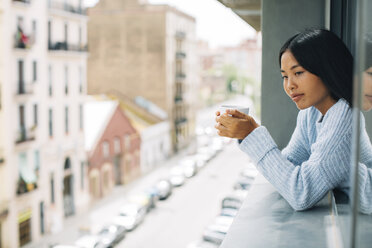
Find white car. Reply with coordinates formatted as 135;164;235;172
169;167;186;186
74;235;104;248
52;246;79;248
202;216;234;245
113;204;146;231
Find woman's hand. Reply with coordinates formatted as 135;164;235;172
215;109;259;139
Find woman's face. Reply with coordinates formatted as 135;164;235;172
280;51;336;115
362;66;372;111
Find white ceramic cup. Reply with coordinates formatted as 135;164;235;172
220;105;250;115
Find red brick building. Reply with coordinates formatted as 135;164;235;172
84;100;141;198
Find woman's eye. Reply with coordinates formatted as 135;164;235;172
295;71;304;76
281;75;288;79
367;71;372;76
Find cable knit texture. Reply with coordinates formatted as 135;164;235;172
240;99;355;211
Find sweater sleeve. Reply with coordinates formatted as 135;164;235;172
281;111;310;165
357;163;372;214
240;126;351;211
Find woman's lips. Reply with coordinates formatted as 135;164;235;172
291;94;304;102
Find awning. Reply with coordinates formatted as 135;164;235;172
217;0;261;31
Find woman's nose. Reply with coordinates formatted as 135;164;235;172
287;78;296;90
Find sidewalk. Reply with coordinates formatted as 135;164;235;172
24;145;195;248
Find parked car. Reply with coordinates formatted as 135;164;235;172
197;146;216;161
52;245;79;248
190;154;209;170
128;193;154;212
202;216;234;245
143;187;159;210
113;203;146;231
74;235;104;248
240;167;258;179
154;179;172;200
169;167;186;187
220;207;239;218
211;137;223;152
187;239;219;248
233;176;254;190
221;190;248;210
180;163;198;178
97;224;126;248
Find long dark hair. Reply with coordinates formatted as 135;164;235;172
279;29;353;106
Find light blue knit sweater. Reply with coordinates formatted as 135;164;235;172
240;99;372;213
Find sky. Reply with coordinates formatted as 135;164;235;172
84;0;256;48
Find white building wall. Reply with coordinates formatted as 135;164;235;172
140;121;171;173
0;0;89;247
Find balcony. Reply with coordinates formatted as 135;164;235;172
175;117;187;126
15;126;36;144
176;73;186;81
176;51;186;60
175;31;186;40
174;95;183;103
0;148;4;164
0;200;9;219
48;1;86;15
16;176;37;196
48;41;88;53
14;30;35;50
15;82;34;97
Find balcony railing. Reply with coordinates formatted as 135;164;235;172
176;51;186;60
16;177;37;195
0;148;4;164
0;200;9;219
48;1;86;15
15;126;36;144
175;117;187;126
175;95;183;103
48;41;88;52
175;31;186;40
176;73;186;81
14;31;35;49
15;82;34;96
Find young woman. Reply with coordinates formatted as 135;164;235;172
215;29;355;211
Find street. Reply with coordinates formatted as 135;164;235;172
116;142;249;248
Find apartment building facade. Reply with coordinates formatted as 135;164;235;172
0;0;88;247
87;0;198;152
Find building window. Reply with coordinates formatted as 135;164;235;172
19;105;25;138
80;162;84;190
33;104;38;127
32;20;37;37
48;65;52;96
50;173;55;203
18;212;31;246
114;137;121;154
79;104;83;130
124;134;131;150
34;150;40;173
64;66;68;95
40;201;45;235
102;141;110;158
32;61;37;82
65;106;69;134
79;66;83;93
48;108;53;137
